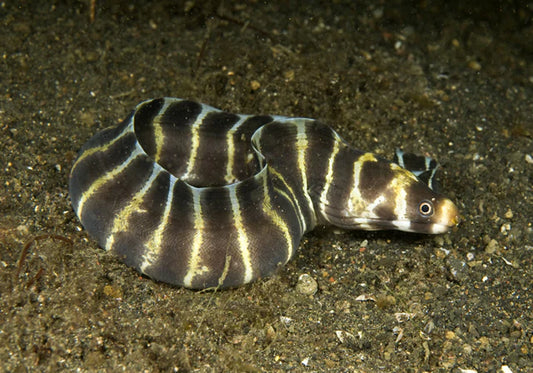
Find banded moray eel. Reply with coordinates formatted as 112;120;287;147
69;98;459;289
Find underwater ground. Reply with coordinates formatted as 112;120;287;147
1;1;531;371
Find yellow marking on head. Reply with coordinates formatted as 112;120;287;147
393;186;408;221
389;162;420;183
386;166;418;220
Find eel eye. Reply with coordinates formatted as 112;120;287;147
419;200;434;217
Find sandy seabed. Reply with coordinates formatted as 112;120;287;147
1;1;531;372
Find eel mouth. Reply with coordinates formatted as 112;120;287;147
432;198;460;233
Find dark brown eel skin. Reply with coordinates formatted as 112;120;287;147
69;98;459;289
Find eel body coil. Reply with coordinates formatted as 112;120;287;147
69;98;459;289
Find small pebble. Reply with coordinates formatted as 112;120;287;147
250;80;261;91
295;273;318;295
485;239;498;254
375;294;396;309
468;60;482;71
445;330;456;340
283;70;295;81
103;284;123;299
500;223;511;235
335;330;356;344
265;324;276;344
16;224;29;235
